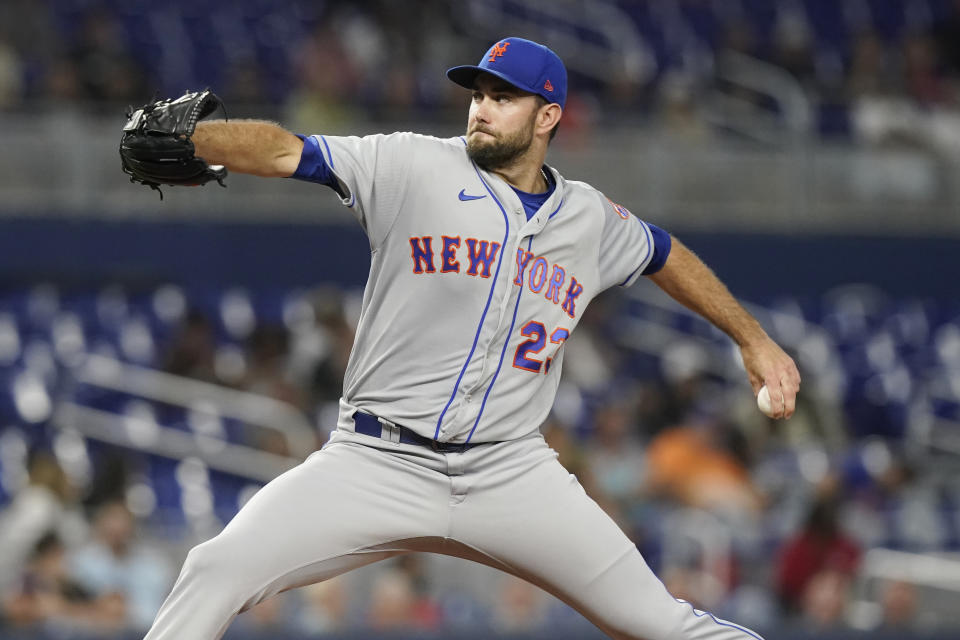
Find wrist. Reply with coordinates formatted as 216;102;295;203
733;321;769;350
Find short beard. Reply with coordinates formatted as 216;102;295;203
465;118;535;170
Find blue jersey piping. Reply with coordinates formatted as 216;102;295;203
619;219;654;286
465;235;533;443
548;201;564;219
319;134;356;208
434;150;510;440
465;197;562;443
677;600;765;640
320;135;335;169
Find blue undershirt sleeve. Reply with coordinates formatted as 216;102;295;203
290;134;336;186
641;223;672;275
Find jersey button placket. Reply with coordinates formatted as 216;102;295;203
464;232;523;399
472;234;528;428
494;234;527;337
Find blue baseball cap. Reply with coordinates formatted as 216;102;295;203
447;37;567;108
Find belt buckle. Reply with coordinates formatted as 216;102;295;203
431;440;467;453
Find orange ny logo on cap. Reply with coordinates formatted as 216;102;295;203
488;41;510;62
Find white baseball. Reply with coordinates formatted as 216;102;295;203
757;385;776;417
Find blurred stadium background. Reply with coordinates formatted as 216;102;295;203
1;1;960;639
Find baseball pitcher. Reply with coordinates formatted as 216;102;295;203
123;37;800;640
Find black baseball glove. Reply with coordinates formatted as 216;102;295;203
119;89;228;198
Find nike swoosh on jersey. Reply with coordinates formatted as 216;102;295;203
458;189;486;201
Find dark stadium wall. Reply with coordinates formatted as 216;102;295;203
0;219;956;303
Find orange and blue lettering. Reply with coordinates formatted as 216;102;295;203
544;265;566;303
441;236;461;273
410;236;435;274
528;257;548;293
466;239;501;278
561;277;583;318
514;249;533;285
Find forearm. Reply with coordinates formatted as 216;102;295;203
647;238;767;348
192;120;303;177
648;236;801;416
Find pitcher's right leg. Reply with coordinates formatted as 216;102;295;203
144;437;449;640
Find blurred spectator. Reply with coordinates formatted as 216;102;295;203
847;31;904;103
286;24;360;132
0;0;59;101
849;27;960;158
0;0;958;142
394;555;442;628
654;72;709;140
295;576;350;634
43;59;82;103
776;492;861;615
799;567;851;629
378;59;418;114
840;450;949;551
582;403;646;519
1;532;125;633
83;449;131;508
542;416;597;498
878;578;919;629
771;4;816;89
71;9;148;107
0;450;87;594
234;594;290;635
645;420;762;520
0;37;23;108
661;563;725;612
366;568;414;629
307;292;356;405
658;368;719;428
490;575;549;633
243;325;306;411
556;293;619;395
68;501;171;631
902;33;952;107
220;58;266;106
162;309;218;383
364;565;438;631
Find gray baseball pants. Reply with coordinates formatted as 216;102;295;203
143;428;764;640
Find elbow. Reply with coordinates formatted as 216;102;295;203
249;134;303;178
275;135;305;177
269;148;303;178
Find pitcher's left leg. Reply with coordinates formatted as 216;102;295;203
450;438;764;640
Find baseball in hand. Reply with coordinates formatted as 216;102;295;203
757;385;776;417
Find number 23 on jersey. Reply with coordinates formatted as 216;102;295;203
513;322;569;374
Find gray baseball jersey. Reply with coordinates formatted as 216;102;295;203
144;130;764;640
321;132;655;443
